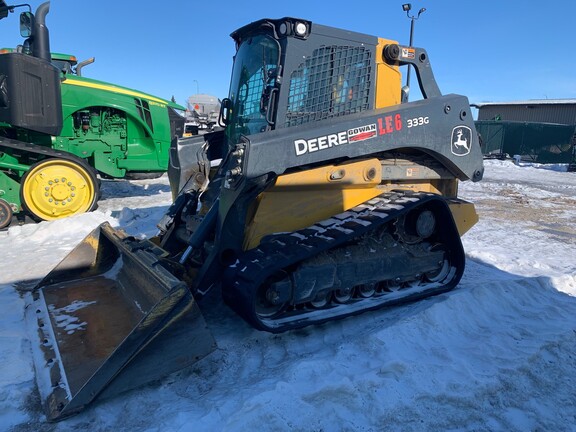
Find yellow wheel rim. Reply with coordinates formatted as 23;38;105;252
22;159;97;221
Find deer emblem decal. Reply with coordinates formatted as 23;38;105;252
451;126;472;156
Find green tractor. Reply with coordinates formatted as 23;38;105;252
0;1;185;228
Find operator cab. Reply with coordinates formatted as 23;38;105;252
219;18;378;149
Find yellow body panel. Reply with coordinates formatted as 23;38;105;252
243;159;383;249
243;158;478;249
375;38;402;109
448;199;479;236
378;179;458;197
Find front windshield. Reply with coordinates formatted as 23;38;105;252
226;34;280;145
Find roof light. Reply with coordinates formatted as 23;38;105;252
295;21;308;37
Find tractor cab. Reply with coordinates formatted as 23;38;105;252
50;52;77;74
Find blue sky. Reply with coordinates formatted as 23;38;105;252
1;0;575;109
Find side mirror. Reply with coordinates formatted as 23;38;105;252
218;98;233;127
19;11;34;37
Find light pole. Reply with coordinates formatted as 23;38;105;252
193;80;200;94
402;3;426;101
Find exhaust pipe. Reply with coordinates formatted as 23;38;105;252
75;57;95;76
32;2;51;62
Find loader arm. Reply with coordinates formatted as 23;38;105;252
382;43;441;99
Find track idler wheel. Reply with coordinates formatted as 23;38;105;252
20;158;99;221
255;271;291;318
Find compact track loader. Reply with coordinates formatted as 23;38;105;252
30;17;484;420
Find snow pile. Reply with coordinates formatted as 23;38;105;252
0;161;575;431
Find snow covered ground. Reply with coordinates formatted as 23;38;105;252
1;159;575;432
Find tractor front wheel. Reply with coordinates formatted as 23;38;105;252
21;158;99;222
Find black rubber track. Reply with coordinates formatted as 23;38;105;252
222;191;465;333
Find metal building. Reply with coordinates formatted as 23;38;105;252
474;99;576;125
473;100;576;167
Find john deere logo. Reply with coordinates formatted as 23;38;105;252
451;126;472;156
